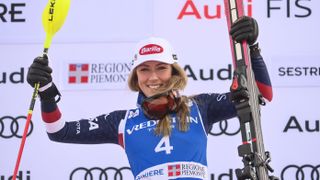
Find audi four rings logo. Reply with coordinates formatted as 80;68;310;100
0;116;33;139
209;119;240;136
281;164;320;180
70;167;132;180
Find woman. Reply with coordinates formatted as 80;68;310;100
27;16;272;179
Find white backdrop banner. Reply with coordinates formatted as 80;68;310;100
1;0;319;180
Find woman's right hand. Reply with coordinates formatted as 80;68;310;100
27;55;61;102
27;54;52;88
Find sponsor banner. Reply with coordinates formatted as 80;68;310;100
0;170;31;180
0;0;38;43
70;166;133;180
136;162;207;180
0;115;33;139
68;164;320;180
1;0;153;44
267;56;320;87
280;164;320;180
1;1;320;180
56;44;234;91
53;43;134;90
209;118;240;136
60;60;131;90
182;62;233;95
2;164;318;180
0;67;25;85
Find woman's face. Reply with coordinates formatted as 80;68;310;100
136;61;172;97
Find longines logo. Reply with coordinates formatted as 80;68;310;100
0;116;33;139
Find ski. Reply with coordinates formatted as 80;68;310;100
223;0;278;179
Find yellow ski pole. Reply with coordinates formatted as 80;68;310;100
12;0;71;179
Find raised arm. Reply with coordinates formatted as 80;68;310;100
230;16;273;101
27;55;126;144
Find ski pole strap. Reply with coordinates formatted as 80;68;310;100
38;82;61;103
249;43;261;58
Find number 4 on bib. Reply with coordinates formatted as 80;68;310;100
155;136;173;154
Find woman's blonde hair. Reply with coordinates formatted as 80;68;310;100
128;63;190;136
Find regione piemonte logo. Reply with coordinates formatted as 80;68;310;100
168;164;181;177
68;64;89;84
166;163;207;179
62;61;131;90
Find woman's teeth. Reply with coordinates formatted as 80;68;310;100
148;85;160;89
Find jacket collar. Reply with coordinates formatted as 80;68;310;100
136;92;146;107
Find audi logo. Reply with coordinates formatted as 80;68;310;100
281;164;320;180
209;119;240;136
0;116;33;139
70;167;132;180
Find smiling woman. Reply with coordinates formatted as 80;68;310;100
135;61;173;97
25;16;273;180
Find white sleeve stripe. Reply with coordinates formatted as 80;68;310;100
45;119;66;133
118;110;129;147
118;120;125;134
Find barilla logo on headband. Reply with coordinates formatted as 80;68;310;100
139;44;163;55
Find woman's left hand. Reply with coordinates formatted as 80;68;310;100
229;16;259;45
